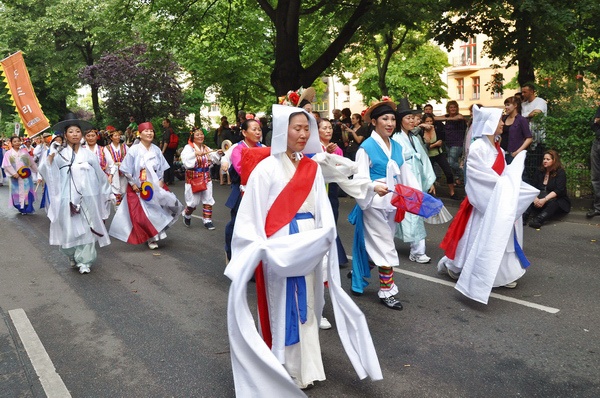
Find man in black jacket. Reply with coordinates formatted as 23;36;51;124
587;105;600;218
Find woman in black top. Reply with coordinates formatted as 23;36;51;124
524;149;571;228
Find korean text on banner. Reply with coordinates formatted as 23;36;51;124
0;51;50;137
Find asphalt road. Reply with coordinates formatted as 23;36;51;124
1;180;599;397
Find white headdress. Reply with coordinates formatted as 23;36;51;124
270;104;322;156
471;105;503;139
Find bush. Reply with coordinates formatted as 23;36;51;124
541;101;596;197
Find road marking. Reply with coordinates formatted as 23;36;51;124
346;256;560;314
8;308;71;398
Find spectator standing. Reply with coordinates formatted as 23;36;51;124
127;116;138;133
502;96;533;164
521;83;548;148
587;105;600;218
436;100;466;185
342;113;368;161
161;118;177;185
330;108;344;148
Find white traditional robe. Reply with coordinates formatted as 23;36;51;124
109;143;183;243
438;138;539;304
354;132;420;268
38;146;112;249
225;154;382;396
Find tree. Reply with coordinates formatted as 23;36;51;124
128;0;383;97
355;43;449;106
433;0;600;86
80;44;183;125
0;0;135;122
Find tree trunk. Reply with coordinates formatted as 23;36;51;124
514;9;535;86
268;0;372;96
270;1;303;95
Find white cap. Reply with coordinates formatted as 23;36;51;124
471;105;503;139
270;104;322;156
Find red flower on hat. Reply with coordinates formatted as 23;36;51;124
289;92;300;106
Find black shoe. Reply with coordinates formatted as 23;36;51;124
380;296;403;310
204;221;215;230
183;217;191;227
351;290;363;296
449;194;461;200
586;209;600;218
347;270;352;279
528;218;542;229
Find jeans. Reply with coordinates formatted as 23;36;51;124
591;139;600;211
447;146;463;182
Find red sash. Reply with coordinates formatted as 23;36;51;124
125;185;159;244
255;156;318;348
440;141;505;259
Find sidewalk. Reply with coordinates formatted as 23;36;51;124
0;308;44;397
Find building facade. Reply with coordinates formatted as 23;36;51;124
444;34;519;114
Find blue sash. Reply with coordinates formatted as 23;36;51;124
284;212;313;346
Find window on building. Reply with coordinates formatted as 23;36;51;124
314;101;329;113
472;77;480;100
456;78;464;100
459;37;477;66
210;103;220;113
491;91;503;99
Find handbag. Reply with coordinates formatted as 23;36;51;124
190;174;207;193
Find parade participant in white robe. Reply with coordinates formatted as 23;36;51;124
109;122;183;250
392;99;437;264
180;127;222;229
38;116;112;274
103;130;128;207
437;106;539;304
225;105;382;395
82;129;107;175
350;99;420;310
1;136;38;214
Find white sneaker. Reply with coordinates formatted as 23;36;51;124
78;264;90;274
148;241;159;250
319;317;332;330
69;258;77;268
409;253;431;264
504;281;518;289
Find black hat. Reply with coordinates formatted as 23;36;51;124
51;112;94;134
396;98;419;120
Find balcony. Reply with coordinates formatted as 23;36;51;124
450;56;479;72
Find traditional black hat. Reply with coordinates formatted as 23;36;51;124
396;98;420;120
50;112;94;134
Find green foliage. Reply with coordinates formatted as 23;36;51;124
542;97;596;195
355;43;449;106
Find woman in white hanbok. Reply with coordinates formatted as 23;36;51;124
38;117;112;274
225;105;381;395
438;106;539;304
109;122;183;250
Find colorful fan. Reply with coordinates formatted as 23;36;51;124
390;184;443;218
17;166;31;178
140;181;154;201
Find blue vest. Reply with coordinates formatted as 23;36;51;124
361;137;404;180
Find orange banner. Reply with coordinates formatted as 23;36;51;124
1;51;50;137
